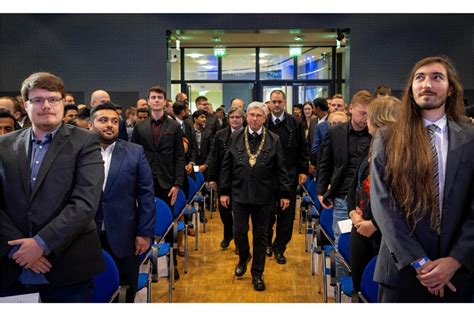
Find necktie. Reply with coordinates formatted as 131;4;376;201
427;124;441;234
181;123;185;133
275;118;281;125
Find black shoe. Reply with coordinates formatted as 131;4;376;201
275;252;287;264
234;255;252;277
265;246;273;257
252;275;265;291
220;238;232;249
174;268;180;281
199;215;208;223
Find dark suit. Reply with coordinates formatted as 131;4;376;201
95;139;155;302
311;120;329;166
371;121;474;302
0;124;105;301
265;113;309;255
190;127;214;175
208;126;234;241
131;116;185;197
221;128;291;276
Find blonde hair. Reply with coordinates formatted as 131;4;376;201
328;111;348;125
368;96;400;128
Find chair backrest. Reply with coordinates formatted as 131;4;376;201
92;249;120;303
360;256;378;303
194;171;205;188
304;176;312;190
307;181;320;209
320;208;334;241
337;232;351;264
173;189;187;218
155;198;173;237
187;176;197;200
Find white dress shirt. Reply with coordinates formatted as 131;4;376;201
101;142;116;191
423;115;448;217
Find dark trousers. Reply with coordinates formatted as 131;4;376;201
378;282;473;303
0;279;93;303
153;183;178;268
349;226;380;292
233;202;272;277
218;192;234;241
99;232;140;303
267;188;297;254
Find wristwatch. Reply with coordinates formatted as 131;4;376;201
411;256;429;269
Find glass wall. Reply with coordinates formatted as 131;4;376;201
222;48;256;80
259;48;294;80
188;83;223;113
297;47;332;80
184;49;218;80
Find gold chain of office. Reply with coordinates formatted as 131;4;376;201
244;126;266;168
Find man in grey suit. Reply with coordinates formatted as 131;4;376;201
0;72;105;302
371;56;474;302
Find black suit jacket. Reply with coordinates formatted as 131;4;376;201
0;124;105;287
266;113;309;184
220;128;291;205
95;140;155;259
190;127;214;168
208;126;232;186
131;116;185;190
371;121;474;291
317;122;370;200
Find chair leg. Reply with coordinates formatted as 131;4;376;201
168;250;173;303
184;225;189;274
209;189;213;219
194;205;199;251
322;251;328;303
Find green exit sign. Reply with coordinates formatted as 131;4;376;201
214;47;226;57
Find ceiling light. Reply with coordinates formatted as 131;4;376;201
196;60;210;65
294;36;304;41
212;36;221;43
186;53;204;59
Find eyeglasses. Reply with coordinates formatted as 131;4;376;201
29;97;63;106
271;100;284;104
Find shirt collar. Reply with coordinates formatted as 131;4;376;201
231;126;243;133
30;123;62;143
101;141;116;154
271;113;285;124
249;127;263;135
423;114;447;132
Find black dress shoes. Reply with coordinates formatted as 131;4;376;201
174;267;180;281
234;255;252;277
220;238;232;249
265;246;273;257
274;252;287;264
252;275;265;291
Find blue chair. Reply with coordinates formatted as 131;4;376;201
173;189;189;273
185;176;200;250
192;172;208;232
298;179;314;234
136;251;152;303
359;256;378;303
149;197;174;303
335;233;353;302
92;249;126;303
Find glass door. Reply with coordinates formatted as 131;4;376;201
260;84;294;113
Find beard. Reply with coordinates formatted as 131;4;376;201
100;131;118;144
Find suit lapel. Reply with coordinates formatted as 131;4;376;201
15;129;32;199
341;123;349;167
444;120;465;199
155;117;168;150
104;141;125;195
30;125;69;201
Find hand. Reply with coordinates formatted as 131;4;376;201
135;236;151;255
318;195;333;209
220;195;230;208
417;257;461;295
349;208;363;225
280;198;290;210
208;181;217;191
28;256;52;274
168;185;179;206
355;220;377;237
9;238;45;268
199;165;207;172
185;163;193;175
298;174;307;186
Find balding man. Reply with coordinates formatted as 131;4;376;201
90;90;111;108
136;99;148;109
231;98;245;110
175;92;188;103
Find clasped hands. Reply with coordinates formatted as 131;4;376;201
8;238;52;274
414;256;461;298
220;196;290;210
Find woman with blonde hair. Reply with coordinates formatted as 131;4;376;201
347;96;400;297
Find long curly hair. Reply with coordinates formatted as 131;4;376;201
384;56;465;231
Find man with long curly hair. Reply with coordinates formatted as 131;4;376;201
371;56;474;302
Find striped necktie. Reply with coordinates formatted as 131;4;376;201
427;124;441;234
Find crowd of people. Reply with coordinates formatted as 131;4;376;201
0;55;473;303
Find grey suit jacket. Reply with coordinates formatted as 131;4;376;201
0;124;105;287
370;120;474;289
